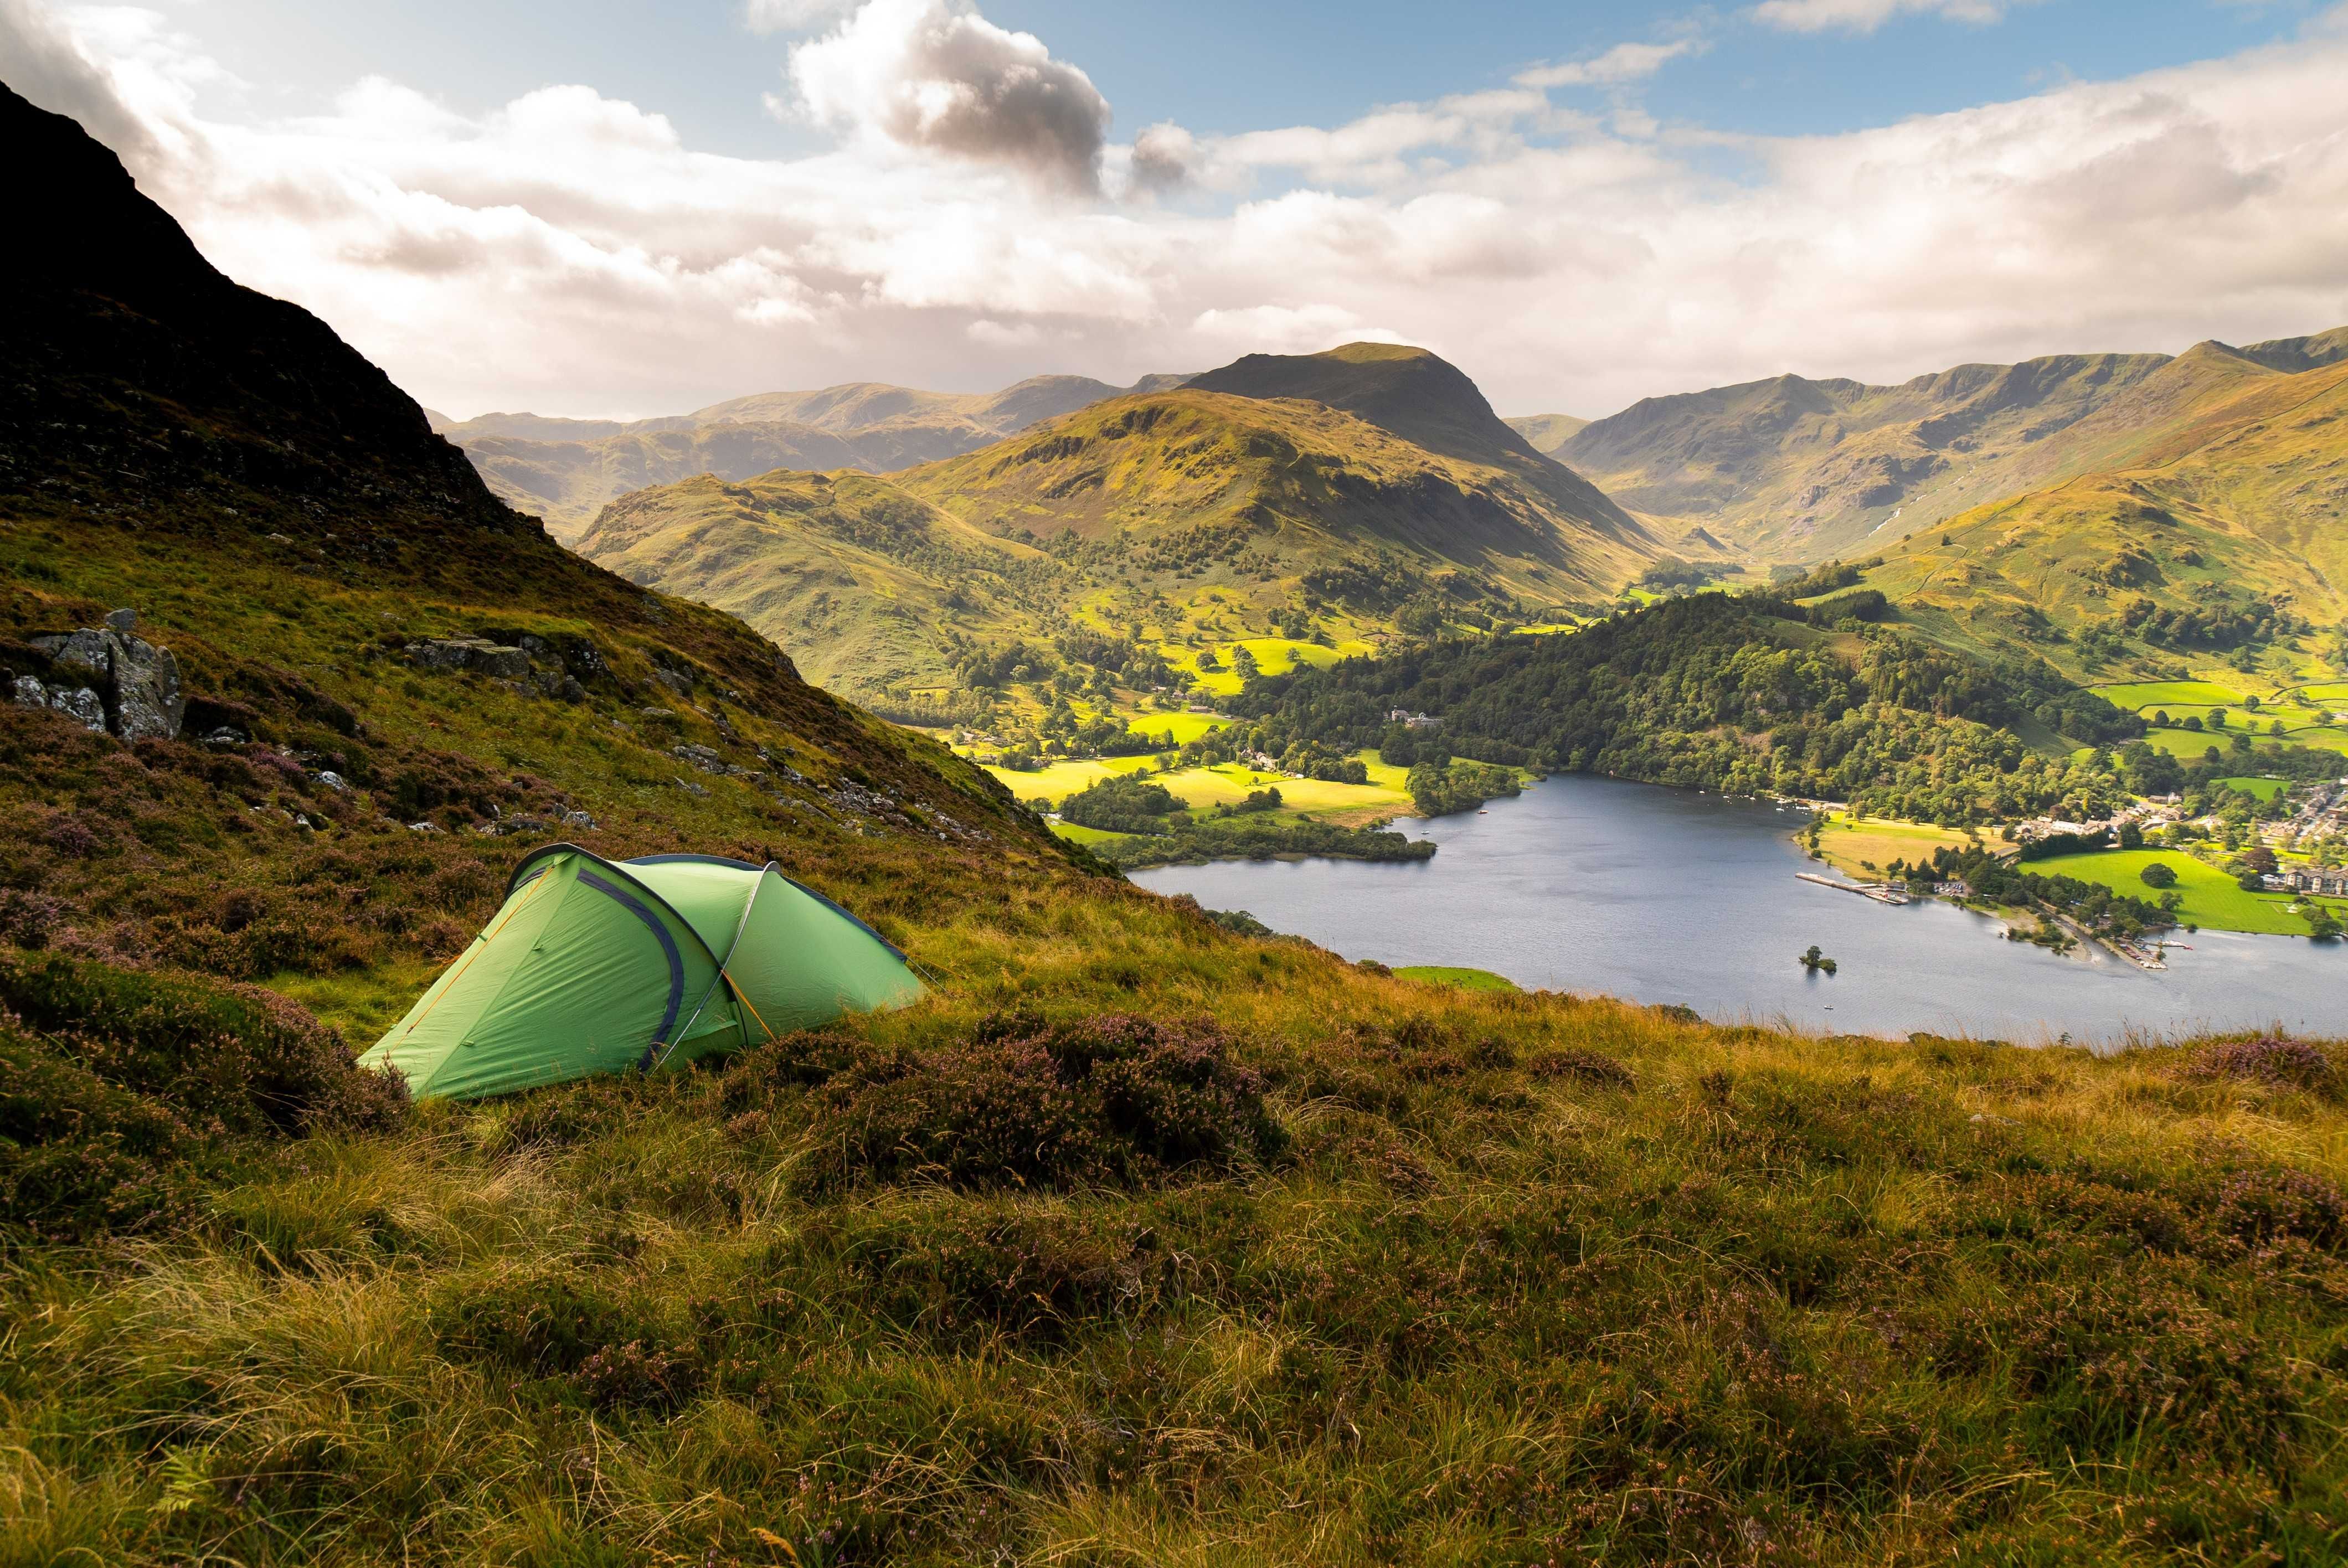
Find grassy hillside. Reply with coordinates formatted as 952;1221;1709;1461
577;470;1061;702
1831;354;2348;682
0;80;1082;1015
1562;329;2348;566
445;375;1188;538
574;356;1668;723
11;85;2348;1566
23;927;2348;1566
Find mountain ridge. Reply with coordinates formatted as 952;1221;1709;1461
438;372;1196;537
572;348;1667;705
1558;326;2348;565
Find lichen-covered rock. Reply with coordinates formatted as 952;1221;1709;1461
18;610;179;739
407;637;531;680
12;675;107;732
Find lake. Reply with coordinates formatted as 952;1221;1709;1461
1132;775;2346;1044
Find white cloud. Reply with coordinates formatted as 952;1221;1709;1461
742;0;857;35
11;0;2348;429
784;0;1110;192
1191;303;1400;354
1751;0;2025;34
1128;120;1199;193
1515;38;1700;89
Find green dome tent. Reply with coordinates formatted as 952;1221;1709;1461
361;845;923;1101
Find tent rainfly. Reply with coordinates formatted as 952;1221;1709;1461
361;844;922;1100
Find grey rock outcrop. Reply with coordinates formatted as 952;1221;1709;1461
17;608;183;739
406;633;588;700
408;637;531;680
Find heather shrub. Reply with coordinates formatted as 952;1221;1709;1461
0;1022;205;1240
798;1013;1284;1192
1526;1046;1634;1089
0;949;406;1138
1940;1265;2306;1464
2216;1168;2346;1250
571;1340;703;1411
0;950;405;1239
429;1267;671;1377
2182;1035;2340;1098
820;1206;1169;1346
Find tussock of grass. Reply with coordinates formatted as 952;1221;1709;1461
6;904;2347;1564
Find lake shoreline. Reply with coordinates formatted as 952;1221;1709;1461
1134;773;2345;1044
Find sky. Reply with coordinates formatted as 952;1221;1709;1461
6;0;2347;421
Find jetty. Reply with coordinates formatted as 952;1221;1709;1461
1796;871;1910;905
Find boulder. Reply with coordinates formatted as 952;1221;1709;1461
22;608;182;740
406;637;530;681
12;674;107;732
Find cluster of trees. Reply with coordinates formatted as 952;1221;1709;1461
1772;560;1873;597
1227;595;2149;826
1090;815;1438;869
1058;776;1182;833
1801;588;1892;626
1214;787;1281;817
1129;515;1268;578
2118;591;2296;651
1162;724;1367;784
1636;557;1733;592
1408;759;1519;816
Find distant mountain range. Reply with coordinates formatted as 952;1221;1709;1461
431;373;1193;538
432;306;2348;704
576;343;1666;702
1552;328;2348;564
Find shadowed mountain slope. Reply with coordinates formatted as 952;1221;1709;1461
1560;352;2172;560
1188;343;1647;546
0;80;1083;981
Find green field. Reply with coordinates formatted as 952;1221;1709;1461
1124;711;1229;744
992;752;1413;823
1166;757;1411;818
1047;821;1135;847
2214;776;2289;802
2294;682;2348;705
2136;726;2243;760
2026;848;2331;936
2291;725;2348;757
2093;680;2247;709
2130;702;2322;729
1394;965;1522;992
1809;812;1979;878
1165;637;1364;697
981;755;1156;803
